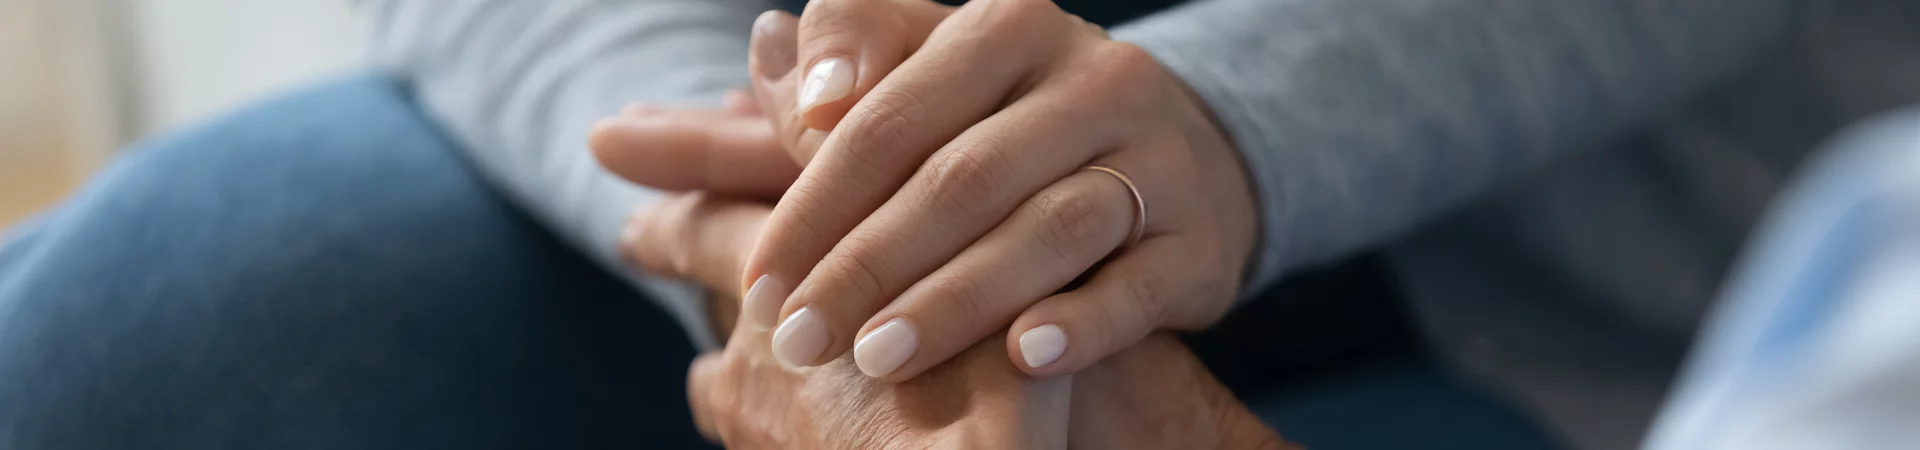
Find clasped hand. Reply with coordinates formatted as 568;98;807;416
592;0;1280;448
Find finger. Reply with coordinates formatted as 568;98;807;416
771;78;1161;373
590;113;799;197
750;2;1083;367
1008;234;1228;378
722;89;760;116
773;70;1152;370
748;10;828;165
687;354;726;442
850;169;1137;380
789;0;952;130
624;193;771;300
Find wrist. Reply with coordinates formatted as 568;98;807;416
1169;73;1262;296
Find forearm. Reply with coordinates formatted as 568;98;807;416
360;0;773;347
1114;0;1804;294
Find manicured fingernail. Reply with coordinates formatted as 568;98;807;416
742;275;789;330
1019;325;1068;369
854;318;919;378
797;57;854;113
772;307;830;368
750;11;799;80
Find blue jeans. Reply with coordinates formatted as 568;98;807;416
0;75;1554;449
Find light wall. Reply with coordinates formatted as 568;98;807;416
0;0;116;226
130;0;364;132
0;0;362;227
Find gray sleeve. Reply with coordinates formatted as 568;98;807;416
1113;0;1804;296
359;0;775;348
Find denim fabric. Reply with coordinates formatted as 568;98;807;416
0;74;712;450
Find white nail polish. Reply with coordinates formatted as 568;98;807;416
796;57;854;113
854;318;919;378
772;307;831;368
1019;325;1068;369
742;275;790;330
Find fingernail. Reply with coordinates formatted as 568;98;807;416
772;307;831;368
796;57;854;113
854;318;919;378
619;215;645;264
1019;325;1068;369
742;275;789;330
750;11;799;80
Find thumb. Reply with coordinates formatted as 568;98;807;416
624;194;772;300
748;10;829;165
788;0;952;130
749;3;952;165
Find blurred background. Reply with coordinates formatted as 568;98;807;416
0;0;362;227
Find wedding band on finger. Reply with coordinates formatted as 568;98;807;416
1080;165;1145;249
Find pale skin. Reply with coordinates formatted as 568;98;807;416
588;4;1288;446
729;0;1261;383
587;7;1290;446
596;112;1292;448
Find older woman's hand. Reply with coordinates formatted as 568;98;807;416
599;162;1288;450
691;299;1071;450
733;1;1259;382
591;93;1291;449
603;180;1070;449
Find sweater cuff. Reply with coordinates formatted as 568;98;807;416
589;196;722;351
1114;10;1293;300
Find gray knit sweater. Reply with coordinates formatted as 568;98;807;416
361;0;1920;447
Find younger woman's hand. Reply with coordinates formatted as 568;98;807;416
599;164;1286;450
739;0;1260;382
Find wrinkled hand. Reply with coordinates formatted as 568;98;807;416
1072;334;1300;450
602;185;1290;450
692;313;1071;449
596;104;1069;449
590;97;1294;450
732;0;1261;383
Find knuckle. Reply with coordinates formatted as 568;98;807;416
954;0;1063;47
1084;293;1129;352
801;0;882;34
802;19;866;54
924;274;994;322
1080;42;1164;94
1102;41;1162;73
918;146;1008;219
836;88;925;165
777;183;846;248
653;195;703;275
1122;273;1172;327
979;0;1063;28
821;235;893;303
1029;188;1118;263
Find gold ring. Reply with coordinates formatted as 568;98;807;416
1081;165;1146;249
